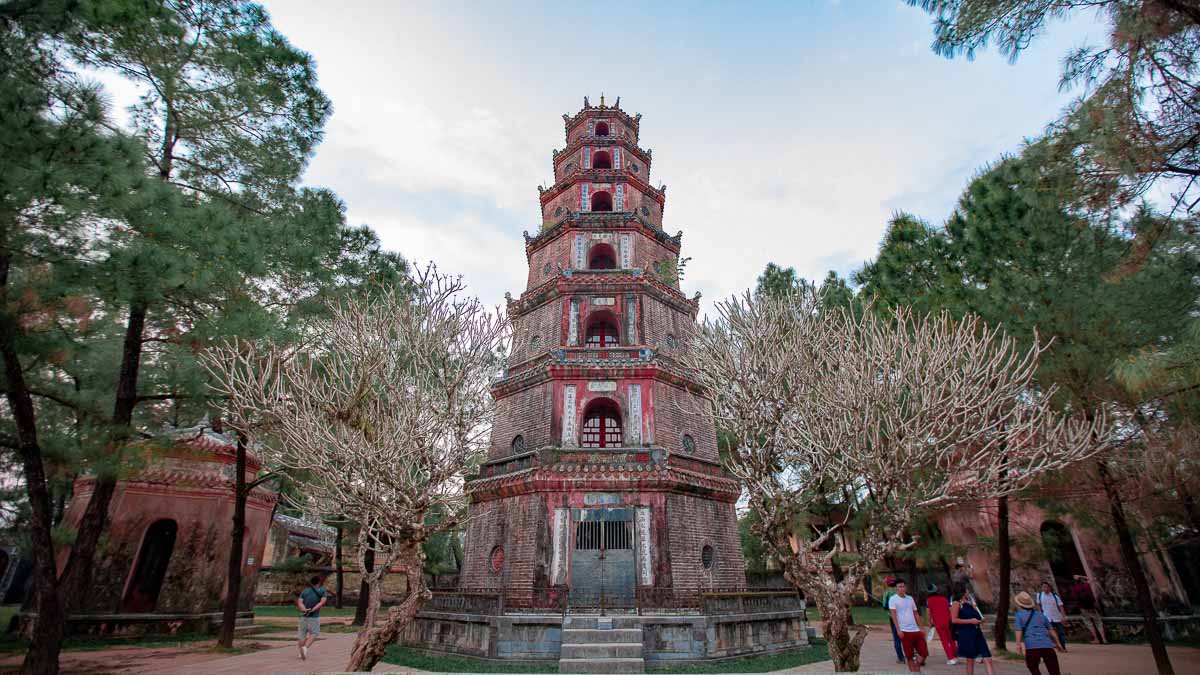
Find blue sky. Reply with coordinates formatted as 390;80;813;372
259;0;1107;315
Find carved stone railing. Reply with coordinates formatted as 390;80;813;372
701;590;805;615
425;588;503;615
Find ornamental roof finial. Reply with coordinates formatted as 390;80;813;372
615;96;620;108
583;95;590;108
600;92;605;107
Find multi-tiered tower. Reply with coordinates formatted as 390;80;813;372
461;97;744;609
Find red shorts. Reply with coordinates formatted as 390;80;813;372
900;631;929;662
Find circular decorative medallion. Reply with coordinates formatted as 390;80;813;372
490;546;505;573
681;433;695;454
640;206;650;216
664;333;678;350
543;262;552;276
701;544;715;570
630;163;640;173
555;206;564;217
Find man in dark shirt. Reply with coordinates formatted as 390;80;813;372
296;575;328;660
1069;575;1107;644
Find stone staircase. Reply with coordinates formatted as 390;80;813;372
558;616;645;673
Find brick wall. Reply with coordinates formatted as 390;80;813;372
488;381;553;459
652;381;719;463
510;299;563;362
665;493;746;591
460;493;549;596
642;295;696;352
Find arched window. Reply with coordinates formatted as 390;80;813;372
595;122;610;137
588;243;617;270
121;519;177;613
585;313;620;348
1041;521;1086;589
591;191;613;212
592;150;612;170
581;399;623;448
511;434;526;453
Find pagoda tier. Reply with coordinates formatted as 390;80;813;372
460;99;745;607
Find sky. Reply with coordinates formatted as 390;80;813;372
255;0;1107;317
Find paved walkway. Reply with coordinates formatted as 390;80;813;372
776;624;1200;674
5;622;1199;673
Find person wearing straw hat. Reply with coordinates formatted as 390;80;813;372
1014;590;1064;675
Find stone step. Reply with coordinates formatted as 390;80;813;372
560;642;644;659
562;616;642;630
558;657;645;673
562;628;643;644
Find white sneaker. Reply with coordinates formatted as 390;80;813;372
301;646;308;660
976;656;983;663
948;659;958;665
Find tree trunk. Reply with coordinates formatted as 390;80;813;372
58;299;148;608
994;494;1011;652
815;593;869;672
1097;460;1174;674
346;549;429;672
1;249;65;675
353;546;374;626
335;525;344;609
218;434;249;648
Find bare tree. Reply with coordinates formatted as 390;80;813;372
204;266;508;671
680;290;1111;672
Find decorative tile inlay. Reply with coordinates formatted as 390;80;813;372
615;183;625;211
628;383;642;445
625;295;639;343
573;233;586;269
587;381;617;392
620;234;632;269
568;299;580;345
637;506;653;585
592;297;615;306
562;384;577;447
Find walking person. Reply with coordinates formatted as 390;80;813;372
883;576;905;664
951;585;995;675
1037;581;1068;651
296;575;329;661
926;584;958;665
1069;575;1108;644
1014;591;1064;675
889;579;929;672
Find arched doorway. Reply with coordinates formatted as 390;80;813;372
590;191;613;212
1040;521;1086;592
581;398;623;448
584;313;620;348
588;243;617;270
592;150;612;169
122;519;178;613
595;122;610;137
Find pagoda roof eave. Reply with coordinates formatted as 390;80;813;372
525;213;681;256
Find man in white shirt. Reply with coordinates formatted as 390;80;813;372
1038;580;1068;651
888;579;928;672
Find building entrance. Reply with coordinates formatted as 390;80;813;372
569;508;636;608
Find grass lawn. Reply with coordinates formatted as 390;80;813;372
648;642;830;673
253;604;357;618
805;605;893;626
382;645;559;673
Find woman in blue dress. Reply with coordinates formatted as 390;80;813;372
951;585;996;675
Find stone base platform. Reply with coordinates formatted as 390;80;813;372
403;609;809;663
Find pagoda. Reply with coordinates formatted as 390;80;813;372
460;96;745;609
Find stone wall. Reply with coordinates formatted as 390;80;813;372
404;610;808;662
488;381;554;459
652;380;719;463
253;568;409;605
665;493;746;591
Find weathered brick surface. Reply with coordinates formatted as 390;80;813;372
651;381;719;463
460;493;549;594
510;298;562;362
665;494;745;591
642;295;696;351
488;381;554;459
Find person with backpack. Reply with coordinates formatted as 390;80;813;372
296;575;329;661
950;585;994;675
1037;581;1068;651
1014;591;1064;675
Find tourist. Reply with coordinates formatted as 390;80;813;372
1014;591;1064;675
1069;575;1108;644
296;575;329;660
889;579;928;672
951;585;995;675
1037;581;1068;651
883;576;905;664
926;584;958;665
